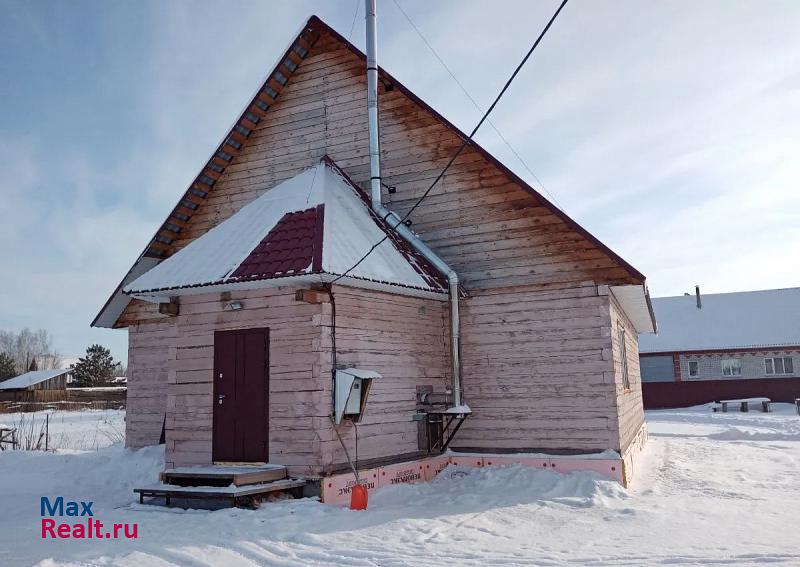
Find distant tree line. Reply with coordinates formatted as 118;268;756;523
0;328;61;381
0;330;125;387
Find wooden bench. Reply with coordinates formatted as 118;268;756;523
714;397;771;413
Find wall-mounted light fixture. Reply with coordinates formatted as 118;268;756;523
227;300;244;311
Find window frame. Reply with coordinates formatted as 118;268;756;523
721;358;742;377
765;356;794;376
618;326;630;390
688;360;699;378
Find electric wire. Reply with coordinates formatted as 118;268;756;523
348;0;360;41
332;0;570;283
390;0;563;211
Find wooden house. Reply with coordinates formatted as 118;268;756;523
640;286;800;409
92;15;656;494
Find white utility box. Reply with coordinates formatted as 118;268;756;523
334;368;382;424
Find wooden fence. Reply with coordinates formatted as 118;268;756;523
0;388;126;413
642;377;800;409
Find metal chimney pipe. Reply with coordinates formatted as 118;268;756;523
365;0;382;208
363;0;464;408
695;285;701;309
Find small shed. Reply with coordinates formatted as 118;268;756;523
0;369;70;402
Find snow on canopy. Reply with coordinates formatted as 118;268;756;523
638;287;800;353
124;158;446;297
0;369;70;390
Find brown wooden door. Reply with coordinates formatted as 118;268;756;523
212;328;269;462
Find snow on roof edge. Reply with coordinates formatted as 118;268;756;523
0;369;71;391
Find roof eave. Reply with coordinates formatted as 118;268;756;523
127;271;449;302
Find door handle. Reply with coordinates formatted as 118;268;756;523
218;394;226;405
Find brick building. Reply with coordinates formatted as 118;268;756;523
639;286;800;408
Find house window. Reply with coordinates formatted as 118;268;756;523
618;326;630;390
765;357;794;375
688;361;699;377
721;358;742;377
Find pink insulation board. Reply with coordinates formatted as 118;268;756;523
377;462;425;488
319;444;638;504
480;455;550;469
321;467;380;504
546;458;624;483
422;455;450;481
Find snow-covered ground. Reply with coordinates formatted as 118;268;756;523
1;404;799;566
1;409;125;451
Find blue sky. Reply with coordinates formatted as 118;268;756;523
1;0;799;362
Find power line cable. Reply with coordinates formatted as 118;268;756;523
333;0;570;282
390;0;563;211
348;0;361;41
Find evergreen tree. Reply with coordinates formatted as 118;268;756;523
70;344;119;387
28;357;38;372
0;353;16;381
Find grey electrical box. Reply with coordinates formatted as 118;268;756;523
334;368;382;424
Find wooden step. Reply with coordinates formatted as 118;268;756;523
135;478;307;508
162;464;287;487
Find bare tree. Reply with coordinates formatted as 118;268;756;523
0;328;61;374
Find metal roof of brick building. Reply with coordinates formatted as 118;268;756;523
638;287;800;353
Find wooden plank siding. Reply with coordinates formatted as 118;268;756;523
118;27;645;466
128;284;447;477
127;321;175;448
609;291;645;453
30;374;67;391
453;282;620;452
163;287;325;475
316;286;450;473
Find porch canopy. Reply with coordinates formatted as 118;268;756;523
124;158;448;302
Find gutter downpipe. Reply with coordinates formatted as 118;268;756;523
364;0;463;408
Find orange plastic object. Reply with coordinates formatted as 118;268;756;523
350;483;368;510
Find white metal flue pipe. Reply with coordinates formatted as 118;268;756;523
365;0;381;209
363;0;463;408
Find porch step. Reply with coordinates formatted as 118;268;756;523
135;478;307;508
162;464;288;487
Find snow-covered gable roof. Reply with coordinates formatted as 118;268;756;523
0;369;70;391
638;287;800;353
125;158;447;299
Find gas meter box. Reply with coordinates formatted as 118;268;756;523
334;368;382;424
